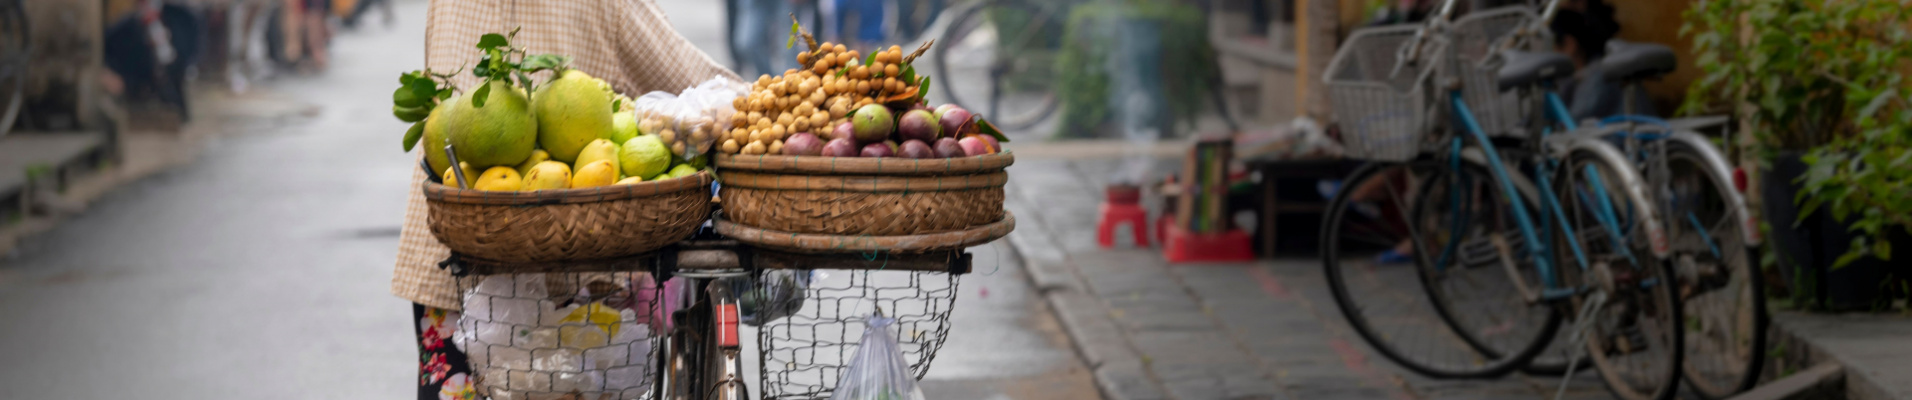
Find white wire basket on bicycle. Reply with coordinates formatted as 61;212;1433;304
1324;24;1441;161
455;272;665;400
756;269;960;399
1450;6;1553;137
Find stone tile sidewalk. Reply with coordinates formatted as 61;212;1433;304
1003;156;1615;400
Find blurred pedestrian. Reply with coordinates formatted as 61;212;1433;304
342;0;394;29
392;1;736;398
102;0;201;119
276;0;331;71
834;0;886;49
732;0;801;77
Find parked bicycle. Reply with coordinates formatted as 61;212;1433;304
1319;0;1690;399
1571;40;1765;399
930;0;1065;131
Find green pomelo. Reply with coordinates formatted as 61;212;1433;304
421;93;460;175
533;70;616;163
446;81;537;168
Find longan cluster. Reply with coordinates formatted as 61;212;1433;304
720;43;920;155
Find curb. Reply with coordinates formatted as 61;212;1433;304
1765;311;1899;400
1005;199;1172;400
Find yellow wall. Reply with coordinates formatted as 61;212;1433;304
1610;0;1698;111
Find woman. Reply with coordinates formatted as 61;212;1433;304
392;1;735;398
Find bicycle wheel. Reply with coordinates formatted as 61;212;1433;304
1413;157;1580;378
1554;150;1683;400
1661;142;1765;399
932;0;1061;131
1322;161;1560;379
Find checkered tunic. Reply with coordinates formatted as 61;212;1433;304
393;0;738;310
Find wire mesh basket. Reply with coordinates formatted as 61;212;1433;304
756;270;960;399
455;271;665;400
1450;6;1552;137
1324;24;1440;161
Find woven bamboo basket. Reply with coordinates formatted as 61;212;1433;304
714;152;1014;237
423;171;713;266
714;211;1016;254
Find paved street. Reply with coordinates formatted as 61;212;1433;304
0;1;1092;399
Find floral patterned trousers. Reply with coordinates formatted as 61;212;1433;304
416;304;478;400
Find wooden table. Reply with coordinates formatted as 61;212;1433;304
1242;157;1361;256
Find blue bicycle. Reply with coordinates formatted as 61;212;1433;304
1566;39;1765;399
1319;1;1684;398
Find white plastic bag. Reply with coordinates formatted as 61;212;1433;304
828;315;928;400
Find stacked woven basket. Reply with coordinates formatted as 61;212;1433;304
422;164;715;270
713;152;1016;254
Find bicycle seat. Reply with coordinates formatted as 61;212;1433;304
1496;51;1576;91
1596;40;1677;82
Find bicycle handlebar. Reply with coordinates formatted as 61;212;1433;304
1476;0;1570;70
1387;0;1471;80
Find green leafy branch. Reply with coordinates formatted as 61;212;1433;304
1684;0;1912;268
469;28;573;108
394;68;460;152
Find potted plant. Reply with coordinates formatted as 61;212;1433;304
1682;0;1912;310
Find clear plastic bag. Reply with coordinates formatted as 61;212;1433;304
828;314;928;400
722;270;811;326
623;77;745;160
631;91;678;139
668;76;747;160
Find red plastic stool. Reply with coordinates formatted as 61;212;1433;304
1098;185;1150;248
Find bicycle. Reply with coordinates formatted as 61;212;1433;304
1466;6;1763;394
1567;39;1765;399
1319;0;1684;398
932;0;1242;134
930;0;1065;131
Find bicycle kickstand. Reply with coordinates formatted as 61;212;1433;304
1554;291;1607;400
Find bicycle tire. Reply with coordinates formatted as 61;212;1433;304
1660;142;1765;399
932;0;1060;131
1554;150;1684;400
1408;156;1578;379
1322;161;1560;379
0;0;27;137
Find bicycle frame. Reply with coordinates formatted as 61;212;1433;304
1432;79;1676;302
1592;113;1762;248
